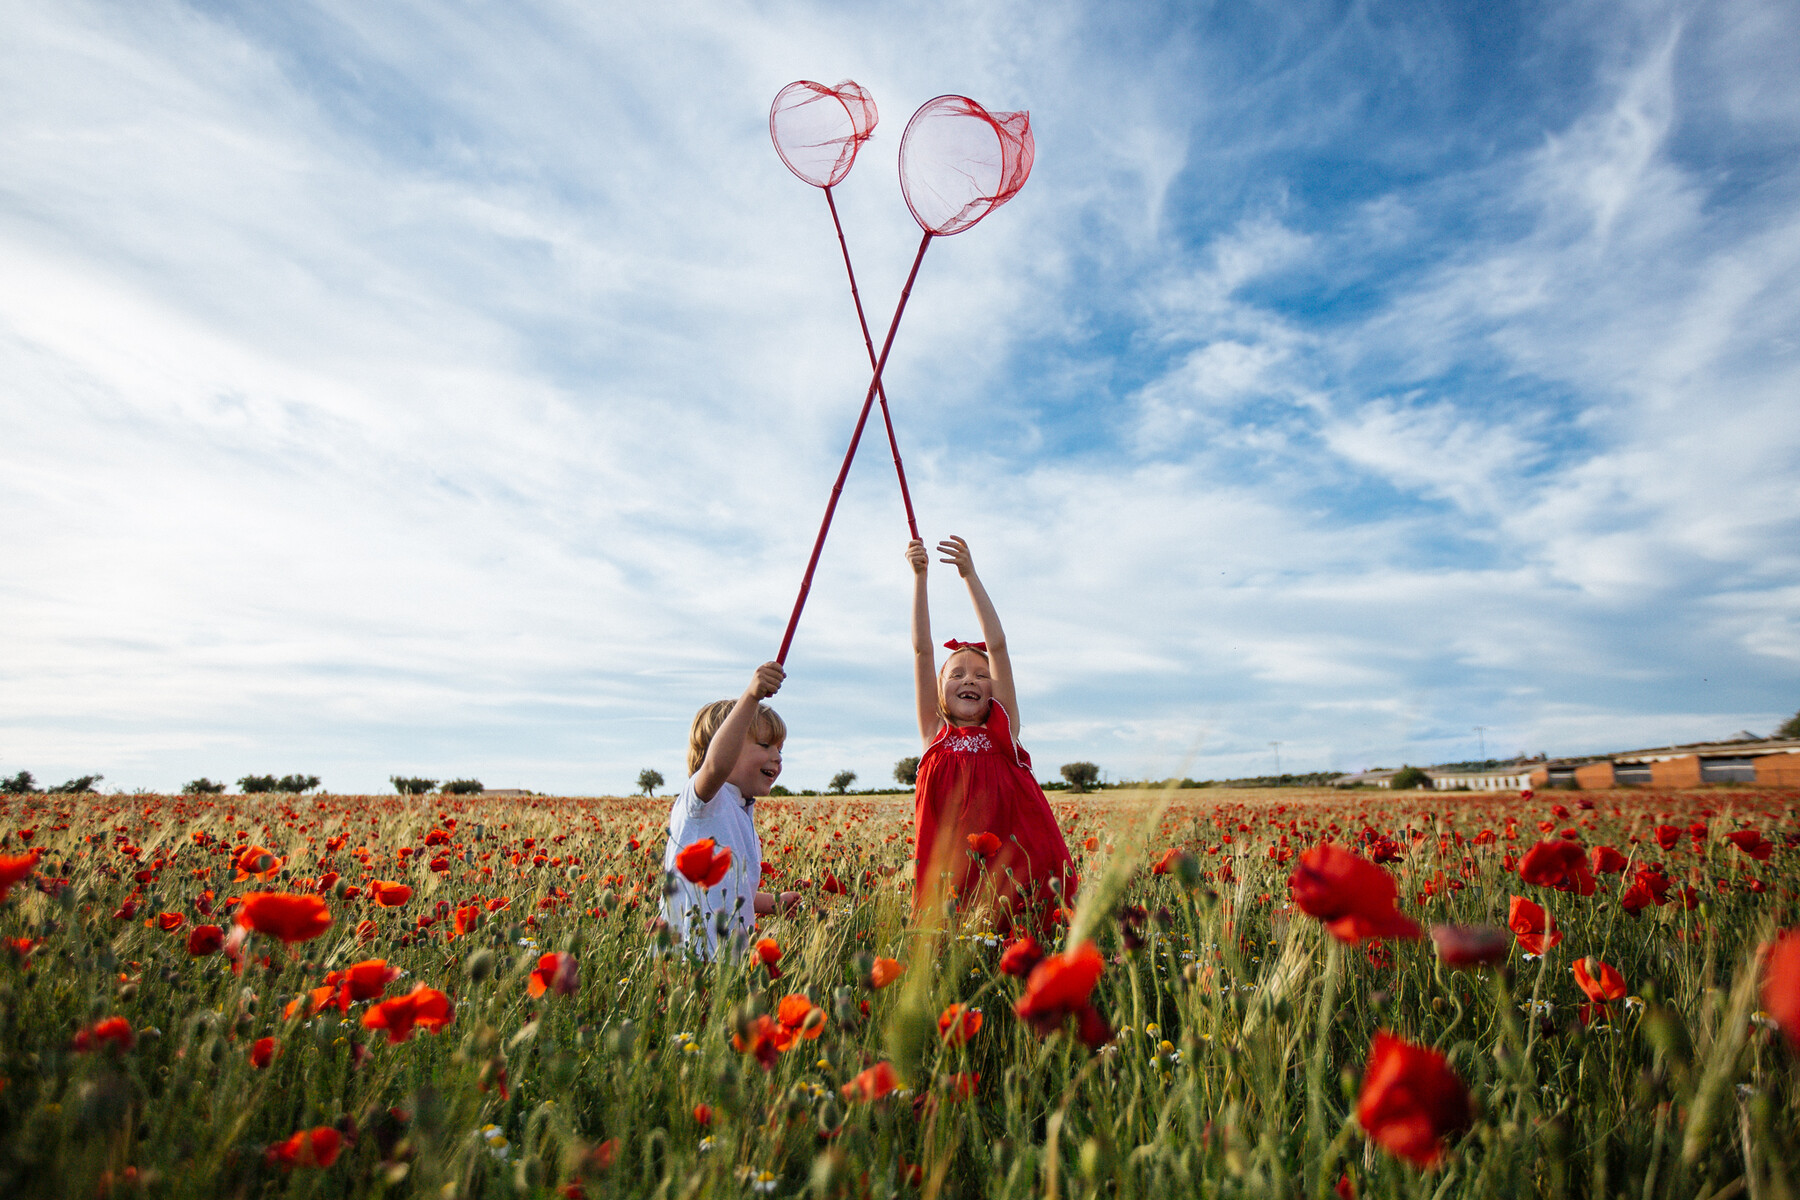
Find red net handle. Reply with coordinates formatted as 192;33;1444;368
776;231;934;665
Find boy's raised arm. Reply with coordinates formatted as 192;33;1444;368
692;661;784;802
908;540;941;745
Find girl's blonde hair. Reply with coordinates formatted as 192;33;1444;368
936;645;991;723
687;700;787;776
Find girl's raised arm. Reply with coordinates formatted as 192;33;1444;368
937;537;1021;733
908;540;942;745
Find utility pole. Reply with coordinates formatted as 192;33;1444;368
1269;741;1283;777
1474;726;1487;759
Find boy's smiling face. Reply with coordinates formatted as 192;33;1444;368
726;729;783;798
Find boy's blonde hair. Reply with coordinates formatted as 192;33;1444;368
687;700;787;776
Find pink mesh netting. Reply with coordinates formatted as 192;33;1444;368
898;95;1035;235
769;80;879;189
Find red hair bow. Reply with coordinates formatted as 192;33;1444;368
943;639;987;652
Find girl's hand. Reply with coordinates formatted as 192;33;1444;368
905;539;929;575
937;536;974;578
749;661;785;699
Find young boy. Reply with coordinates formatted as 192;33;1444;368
661;660;788;956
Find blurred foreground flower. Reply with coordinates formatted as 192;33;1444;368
72;1016;134;1054
0;848;42;900
1288;845;1422;943
676;839;732;888
267;1127;342;1169
840;1061;898;1102
1762;927;1800;1055
868;957;904;989
1429;925;1509;968
235;893;332;945
362;984;454;1044
1356;1031;1471;1167
1014;941;1111;1047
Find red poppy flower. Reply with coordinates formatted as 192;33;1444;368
235;892;332;944
250;1036;278;1069
1083;837;1100;852
1428;924;1510;968
157;911;186;933
1015;941;1112;1046
1589;845;1629;874
777;993;826;1040
1653;825;1680;851
868;956;904;989
967;831;1002;857
938;1003;983;1046
453;904;482;937
755;937;783;981
186;924;224;956
370;881;412;907
1151;847;1180;875
1726;830;1774;862
1572;956;1625;1003
329;958;399;1004
1355;1031;1471;1167
822;871;846;895
693;1103;713;1126
0;848;42;900
999;936;1044;977
674;839;732;887
941;1072;980;1101
527;951;579;998
1517;841;1596;895
361;984;454;1044
1288;845;1422;944
840;1061;899;1102
1506;896;1562;954
233;844;282;882
266;1127;342;1169
732;1014;795;1069
72;1016;135;1053
1762;928;1800;1055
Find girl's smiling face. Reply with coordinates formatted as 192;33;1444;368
939;649;993;727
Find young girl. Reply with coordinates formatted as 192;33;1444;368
908;536;1076;928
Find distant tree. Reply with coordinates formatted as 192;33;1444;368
1780;709;1800;739
238;775;278;794
1390;765;1433;790
391;776;437;796
829;770;858;794
276;774;322;794
440;779;484;795
184;778;226;795
48;774;104;794
1060;762;1101;793
893;757;921;788
637;769;665;796
769;785;792;797
1;771;39;794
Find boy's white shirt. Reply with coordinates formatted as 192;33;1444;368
660;778;762;958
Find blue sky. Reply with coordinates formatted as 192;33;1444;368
3;0;1797;795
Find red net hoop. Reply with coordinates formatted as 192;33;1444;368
769;80;879;189
898;95;1034;235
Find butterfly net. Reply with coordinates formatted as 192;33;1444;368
769;80;879;188
898;95;1035;235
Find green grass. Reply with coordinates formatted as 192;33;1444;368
0;786;1794;1199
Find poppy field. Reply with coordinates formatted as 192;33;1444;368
1;784;1798;1199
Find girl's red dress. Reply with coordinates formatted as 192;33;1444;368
913;700;1076;925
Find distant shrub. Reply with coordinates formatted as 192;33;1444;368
893;757;920;787
829;770;857;795
1780;709;1800;739
277;774;322;794
769;785;792;797
238;775;277;793
2;771;39;794
440;779;484;796
391;776;436;796
1391;765;1433;790
49;775;104;794
637;769;665;796
184;778;226;795
1060;762;1101;793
